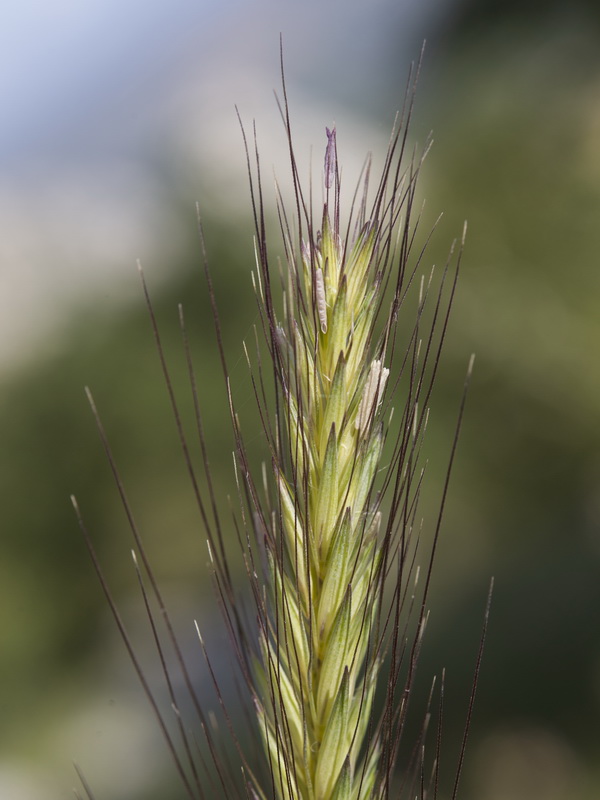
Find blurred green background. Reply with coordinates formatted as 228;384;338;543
1;1;599;798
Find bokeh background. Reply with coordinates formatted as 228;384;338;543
1;1;599;798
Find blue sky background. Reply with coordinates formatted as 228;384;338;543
0;0;449;369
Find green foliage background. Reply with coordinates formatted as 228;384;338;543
1;10;599;800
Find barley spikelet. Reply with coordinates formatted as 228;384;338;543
237;77;463;798
75;58;474;800
256;158;390;800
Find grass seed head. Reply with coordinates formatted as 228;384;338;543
242;95;454;798
78;59;470;800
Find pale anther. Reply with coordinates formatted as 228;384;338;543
356;359;390;432
315;267;328;334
